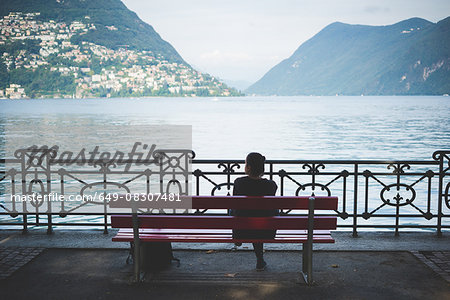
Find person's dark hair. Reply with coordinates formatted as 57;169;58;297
246;152;266;177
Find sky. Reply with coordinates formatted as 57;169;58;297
121;0;450;87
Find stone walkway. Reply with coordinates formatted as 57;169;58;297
0;247;44;280
411;251;450;283
1;249;448;299
1;247;449;284
0;231;449;286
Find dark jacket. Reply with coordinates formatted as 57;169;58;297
231;176;278;239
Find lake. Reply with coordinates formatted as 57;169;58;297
1;96;449;160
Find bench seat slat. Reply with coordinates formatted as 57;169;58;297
112;228;335;243
111;215;337;230
113;228;332;235
114;233;333;238
112;234;335;244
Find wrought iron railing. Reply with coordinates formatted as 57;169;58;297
0;150;449;236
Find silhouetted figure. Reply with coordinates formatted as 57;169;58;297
232;152;278;271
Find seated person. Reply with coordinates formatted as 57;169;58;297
231;152;278;271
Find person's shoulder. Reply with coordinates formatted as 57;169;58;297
262;178;278;193
234;176;248;183
234;176;249;184
262;178;277;186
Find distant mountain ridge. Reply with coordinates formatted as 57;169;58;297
247;17;450;95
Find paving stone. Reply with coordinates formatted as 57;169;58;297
0;247;44;280
413;251;450;283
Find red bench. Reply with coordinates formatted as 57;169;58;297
110;195;338;285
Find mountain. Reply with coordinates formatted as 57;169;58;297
0;0;241;98
247;17;450;96
0;0;184;64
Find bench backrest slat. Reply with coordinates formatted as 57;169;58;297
111;215;337;230
192;196;337;210
109;195;338;210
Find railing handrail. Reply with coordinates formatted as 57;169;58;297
0;158;444;164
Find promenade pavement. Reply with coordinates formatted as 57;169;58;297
0;229;449;299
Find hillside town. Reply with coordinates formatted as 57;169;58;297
0;12;237;98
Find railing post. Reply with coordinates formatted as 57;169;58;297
280;170;284;196
131;200;141;282
103;169;108;234
47;214;53;234
103;211;108;234
437;153;444;237
353;164;358;237
195;170;200;196
132;212;141;282
22;213;28;234
21;152;28;234
302;196;315;285
46;153;52;235
395;198;400;237
103;191;108;234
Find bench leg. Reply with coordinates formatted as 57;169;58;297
302;196;315;286
132;214;142;283
133;240;141;282
301;242;313;285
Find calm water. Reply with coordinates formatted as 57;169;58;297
0;96;449;230
0;96;449;160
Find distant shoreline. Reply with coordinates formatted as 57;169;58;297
1;94;449;101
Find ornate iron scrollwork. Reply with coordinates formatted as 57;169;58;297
218;162;240;174
387;163;410;174
295;183;331;197
302;163;325;174
211;182;234;196
445;182;450;209
28;179;45;209
80;181;130;205
380;183;416;206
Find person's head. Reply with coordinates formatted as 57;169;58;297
245;152;266;178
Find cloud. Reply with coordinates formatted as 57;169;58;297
364;6;390;14
199;50;252;65
192;50;283;81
